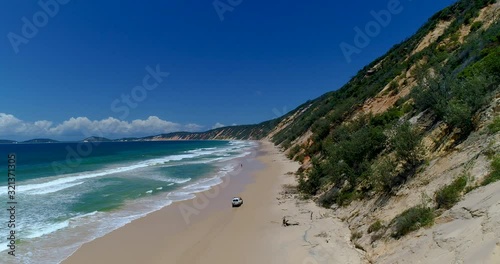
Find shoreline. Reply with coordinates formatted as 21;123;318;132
61;141;263;264
63;140;364;264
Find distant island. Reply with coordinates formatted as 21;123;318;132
0;121;278;143
0;139;18;144
22;138;59;143
82;136;112;142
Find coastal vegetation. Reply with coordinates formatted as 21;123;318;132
123;5;500;246
274;0;500;212
390;205;434;239
488;116;500;134
482;154;500;186
68;0;499;244
367;220;384;234
435;175;468;209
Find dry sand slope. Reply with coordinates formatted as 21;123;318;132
375;180;500;264
265;142;366;264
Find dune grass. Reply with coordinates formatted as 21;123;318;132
482;155;500;186
435;175;467;209
391;205;434;239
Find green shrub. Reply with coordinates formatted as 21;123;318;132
311;118;331;141
368;220;384;233
470;21;483;32
351;231;363;241
335;190;359;206
389;122;423;166
372;156;398;192
319;187;359;207
296;153;306;163
482;155;500;186
318;187;338;208
444;99;474;134
411;78;449;119
371;107;403;127
306;116;387;205
461;47;500;81
488;116;500;134
401;103;413;114
391;206;434;239
450;32;460;42
298;165;322;195
298;157;336;195
289;1;500;205
435;175;468;209
287;145;301;160
389;81;399;93
281;139;292;150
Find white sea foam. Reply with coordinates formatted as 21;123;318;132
27;181;84;195
168;175;225;199
186;142;251;158
25;220;70;239
162;177;191;184
0;243;7;253
19;165;145;194
186;147;217;155
15;151;210;195
166;192;196;201
0;141;258;263
165;165;234;201
71;211;99;220
146;190;153;194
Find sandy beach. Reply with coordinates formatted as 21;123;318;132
62;140;364;264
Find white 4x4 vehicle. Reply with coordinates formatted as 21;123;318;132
232;197;243;207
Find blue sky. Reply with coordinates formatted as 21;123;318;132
0;0;456;140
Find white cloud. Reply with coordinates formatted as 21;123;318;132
0;113;23;133
184;123;204;132
0;113;202;140
212;122;225;129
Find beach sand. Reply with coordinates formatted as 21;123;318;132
63;140;364;264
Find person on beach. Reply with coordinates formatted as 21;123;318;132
283;216;292;226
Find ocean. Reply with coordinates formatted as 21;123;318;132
0;140;257;264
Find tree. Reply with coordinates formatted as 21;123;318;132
389;122;423;166
444;99;473;134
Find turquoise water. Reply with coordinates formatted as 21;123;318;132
0;140;257;264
